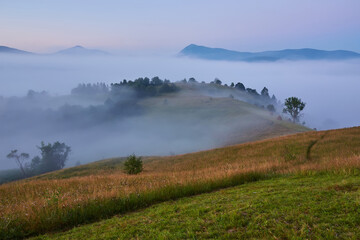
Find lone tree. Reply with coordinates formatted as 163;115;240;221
124;154;143;174
7;150;29;177
283;97;306;123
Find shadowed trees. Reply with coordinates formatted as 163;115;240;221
34;141;71;173
6;142;71;179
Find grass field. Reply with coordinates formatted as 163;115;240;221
0;126;359;239
31;173;360;239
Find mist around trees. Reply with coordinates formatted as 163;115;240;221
7;141;71;179
1;76;296;183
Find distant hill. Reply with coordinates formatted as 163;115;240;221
0;45;109;56
179;44;360;62
55;45;109;56
0;46;34;55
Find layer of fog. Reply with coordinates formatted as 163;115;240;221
1;54;359;170
0;86;269;170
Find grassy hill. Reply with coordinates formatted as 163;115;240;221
1;126;359;239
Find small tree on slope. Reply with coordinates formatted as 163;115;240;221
124;154;143;174
283;97;306;123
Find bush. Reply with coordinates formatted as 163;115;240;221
124;154;143;174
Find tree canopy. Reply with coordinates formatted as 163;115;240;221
283;97;306;123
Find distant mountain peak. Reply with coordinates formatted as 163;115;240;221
55;45;109;56
180;44;360;62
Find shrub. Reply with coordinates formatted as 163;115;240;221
124;154;143;174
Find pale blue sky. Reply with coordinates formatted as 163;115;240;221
1;0;360;53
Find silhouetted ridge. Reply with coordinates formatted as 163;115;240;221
0;46;34;55
179;44;360;62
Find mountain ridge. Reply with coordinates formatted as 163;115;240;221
0;46;34;55
0;45;109;56
179;44;360;62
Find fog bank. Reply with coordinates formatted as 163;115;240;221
0;55;359;170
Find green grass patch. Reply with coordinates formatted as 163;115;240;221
32;173;360;240
1;172;268;240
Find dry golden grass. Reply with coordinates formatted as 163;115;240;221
0;126;359;238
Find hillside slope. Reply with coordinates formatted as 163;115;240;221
1;126;359;239
33;91;309;180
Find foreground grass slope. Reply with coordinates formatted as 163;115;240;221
32;173;360;240
0;127;359;239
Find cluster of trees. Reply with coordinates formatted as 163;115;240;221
71;83;109;96
6;141;71;178
111;77;179;98
71;78;179;99
181;77;306;122
179;77;280;113
69;77;305;123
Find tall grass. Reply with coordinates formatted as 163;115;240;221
0;127;359;239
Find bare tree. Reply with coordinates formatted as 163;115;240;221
7;150;29;177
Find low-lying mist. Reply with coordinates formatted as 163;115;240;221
0;54;359;170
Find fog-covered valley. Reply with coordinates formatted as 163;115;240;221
1;54;359;170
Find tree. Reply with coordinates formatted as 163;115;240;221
271;94;277;103
261;87;270;98
124;154;143;174
7;150;29;177
188;77;197;83
150;76;163;86
213;78;222;85
235;82;245;91
283;97;306;123
30;156;42;174
37;141;71;172
246;88;259;96
230;82;235;88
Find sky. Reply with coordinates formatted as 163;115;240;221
1;0;360;54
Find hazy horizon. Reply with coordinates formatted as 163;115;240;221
1;1;360;53
1;54;359;129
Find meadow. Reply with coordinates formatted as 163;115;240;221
0;126;359;239
32;173;360;239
